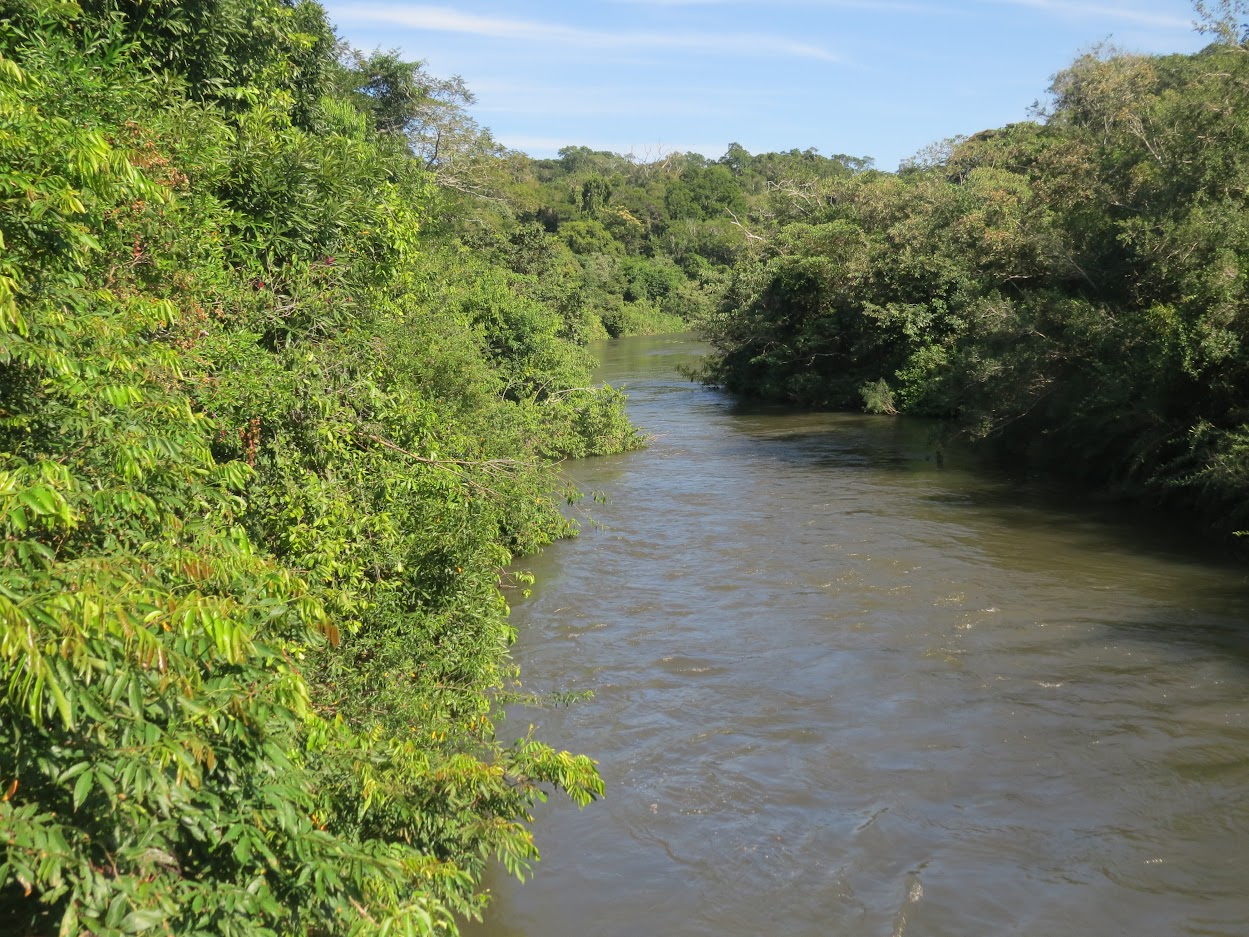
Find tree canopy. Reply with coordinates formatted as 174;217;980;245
0;2;641;934
695;31;1249;534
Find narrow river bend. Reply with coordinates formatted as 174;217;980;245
472;333;1249;937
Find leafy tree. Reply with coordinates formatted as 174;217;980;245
580;174;612;215
695;20;1249;534
0;3;642;934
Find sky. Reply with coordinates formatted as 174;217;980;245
321;0;1212;171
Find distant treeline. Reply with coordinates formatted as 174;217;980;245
460;141;870;339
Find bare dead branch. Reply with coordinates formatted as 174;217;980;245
725;208;768;243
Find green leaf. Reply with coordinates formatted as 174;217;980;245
120;909;164;933
72;770;93;810
105;894;128;929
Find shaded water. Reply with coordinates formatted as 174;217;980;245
472;334;1249;937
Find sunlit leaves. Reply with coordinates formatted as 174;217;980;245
1;3;625;934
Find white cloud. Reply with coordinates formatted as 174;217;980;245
333;4;840;61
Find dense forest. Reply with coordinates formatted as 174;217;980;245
694;12;1249;536
4;0;1249;934
0;0;650;934
466;142;868;339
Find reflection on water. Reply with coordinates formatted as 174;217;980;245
467;334;1249;937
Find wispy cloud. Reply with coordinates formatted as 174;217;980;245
611;0;1191;31
334;4;840;61
471;80;774;118
984;0;1191;30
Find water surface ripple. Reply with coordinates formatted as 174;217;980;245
471;334;1249;937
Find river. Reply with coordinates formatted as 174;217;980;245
469;333;1249;937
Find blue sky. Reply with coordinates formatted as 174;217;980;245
321;0;1210;170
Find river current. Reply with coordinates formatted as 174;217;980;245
470;333;1249;937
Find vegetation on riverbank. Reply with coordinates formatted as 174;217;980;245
0;1;640;933
4;0;1249;934
694;9;1249;535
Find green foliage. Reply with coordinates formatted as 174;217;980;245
559;219;620;256
76;0;337;125
579;174;612;215
0;4;639;934
340;49;430;136
860;378;897;415
697;32;1249;535
462;143;881;339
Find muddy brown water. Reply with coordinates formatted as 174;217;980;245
468;333;1249;937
